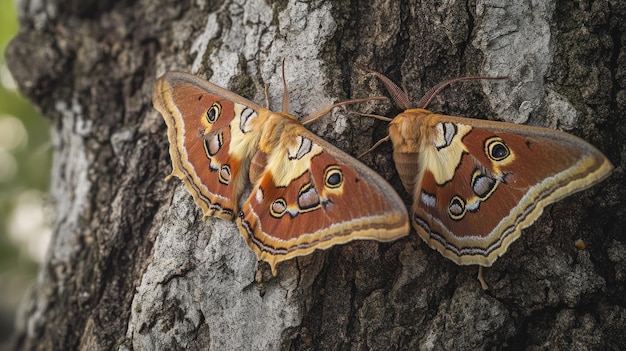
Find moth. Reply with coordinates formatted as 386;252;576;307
356;66;613;288
153;70;410;275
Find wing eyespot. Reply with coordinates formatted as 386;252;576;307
204;132;223;157
206;102;222;124
218;165;231;184
270;198;287;218
324;166;343;189
298;183;321;211
485;137;510;161
471;169;497;200
448;196;466;220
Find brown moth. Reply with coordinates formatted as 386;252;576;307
357;66;613;288
153;70;410;275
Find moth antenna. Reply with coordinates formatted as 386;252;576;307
263;84;270;109
417;76;508;109
349;111;393;122
281;57;289;113
301;96;387;125
358;135;390;158
355;63;413;110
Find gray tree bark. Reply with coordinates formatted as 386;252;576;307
5;0;626;350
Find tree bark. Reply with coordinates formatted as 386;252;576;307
5;0;626;350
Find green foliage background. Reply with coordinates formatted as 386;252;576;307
0;0;52;341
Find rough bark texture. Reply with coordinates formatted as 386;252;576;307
5;0;626;350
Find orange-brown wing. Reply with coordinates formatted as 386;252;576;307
153;72;264;220
237;124;410;274
409;113;612;266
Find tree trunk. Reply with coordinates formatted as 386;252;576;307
5;0;626;350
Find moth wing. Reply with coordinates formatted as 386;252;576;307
154;72;265;219
237;123;410;274
410;113;612;266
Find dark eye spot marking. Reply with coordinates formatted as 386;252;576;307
298;184;321;211
324;166;343;189
206;102;222;124
218;165;231;185
485;137;510;161
448;196;466;220
491;144;508;159
270;198;287;217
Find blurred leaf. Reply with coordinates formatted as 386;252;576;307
0;0;18;55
